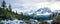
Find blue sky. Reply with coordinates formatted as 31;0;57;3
0;0;60;13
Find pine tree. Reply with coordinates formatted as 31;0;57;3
16;11;18;15
20;12;23;16
1;0;6;8
9;4;12;12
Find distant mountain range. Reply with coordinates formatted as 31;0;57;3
27;7;52;16
26;7;60;20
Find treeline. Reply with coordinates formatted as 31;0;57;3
40;12;60;24
0;0;30;20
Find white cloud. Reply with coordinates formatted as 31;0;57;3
1;0;60;13
49;2;60;11
12;1;60;13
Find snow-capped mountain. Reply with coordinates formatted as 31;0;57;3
27;7;52;16
26;7;52;20
53;10;60;13
35;8;52;15
26;7;60;20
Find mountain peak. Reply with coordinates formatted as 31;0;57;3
27;7;52;16
35;8;51;15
